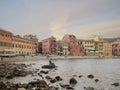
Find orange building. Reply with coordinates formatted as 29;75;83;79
12;35;36;55
0;28;13;50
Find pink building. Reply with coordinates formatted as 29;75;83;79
70;45;85;56
63;34;77;48
112;40;120;56
42;36;56;54
63;34;85;56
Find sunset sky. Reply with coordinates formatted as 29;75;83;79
0;0;120;41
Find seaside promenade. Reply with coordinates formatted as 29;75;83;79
0;55;119;62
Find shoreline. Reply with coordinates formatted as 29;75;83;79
0;55;120;62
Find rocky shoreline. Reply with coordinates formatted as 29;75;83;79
0;63;119;90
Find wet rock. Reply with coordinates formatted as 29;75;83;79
59;83;70;88
28;80;49;89
79;75;83;78
0;81;6;89
50;79;57;83
55;76;63;81
6;82;17;90
42;65;56;69
6;72;13;79
13;69;27;77
112;83;119;87
45;75;52;80
38;73;43;77
69;78;77;85
95;79;99;82
87;74;94;79
0;63;30;79
40;70;49;74
66;86;74;89
49;86;59;90
84;86;95;90
16;83;27;89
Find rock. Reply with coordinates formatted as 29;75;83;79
95;79;99;82
18;88;26;90
59;83;70;88
42;65;56;69
28;80;49;89
50;79;57;83
79;75;83;78
73;75;77;77
0;81;6;89
49;86;59;90
6;72;13;79
87;74;94;79
13;69;27;77
112;83;119;87
4;81;17;90
0;63;29;79
45;76;52;80
66;86;74;89
69;78;77;85
18;84;27;89
84;87;95;90
55;76;63;81
40;70;49;74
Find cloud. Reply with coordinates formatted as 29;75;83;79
49;15;69;39
72;20;120;39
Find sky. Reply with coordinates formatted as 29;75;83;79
0;0;120;41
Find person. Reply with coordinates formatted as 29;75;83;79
49;58;55;66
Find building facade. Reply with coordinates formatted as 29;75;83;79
56;40;63;55
42;36;56;54
112;40;120;56
23;34;38;53
63;34;85;56
62;41;69;55
103;41;112;56
70;45;85;56
0;28;13;50
78;40;99;56
90;35;112;57
56;40;69;55
63;34;77;48
12;35;36;55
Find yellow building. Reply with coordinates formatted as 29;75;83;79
12;35;36;55
96;41;104;56
0;28;13;50
103;41;112;56
90;35;112;57
78;40;99;56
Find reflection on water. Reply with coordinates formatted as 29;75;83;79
10;59;120;90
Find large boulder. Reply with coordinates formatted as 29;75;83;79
42;65;56;69
55;76;63;81
69;78;77;85
45;75;52;80
40;70;49;74
112;83;119;87
87;74;94;79
50;79;57;83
